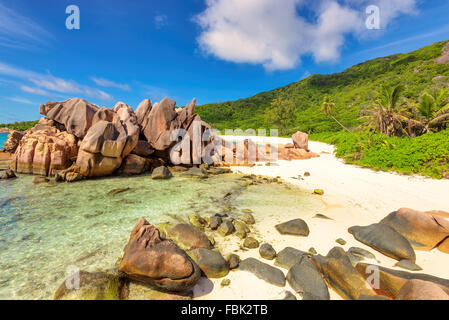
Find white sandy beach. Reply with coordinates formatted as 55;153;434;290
194;136;449;300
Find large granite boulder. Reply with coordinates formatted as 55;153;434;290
397;279;449;300
140;97;178;151
10;122;78;176
292;131;309;151
3;130;23;153
76;102;139;177
286;256;330;300
356;263;449;299
310;247;379;300
118;218;201;292
239;258;286;287
119;154;150;175
380;208;449;251
348;223;416;262
275;247;310;270
40;98;100;139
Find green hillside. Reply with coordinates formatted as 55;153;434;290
196;40;449;134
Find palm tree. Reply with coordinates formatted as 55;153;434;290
321;96;352;133
360;84;409;137
406;89;449;136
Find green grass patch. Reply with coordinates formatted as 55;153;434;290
310;130;449;179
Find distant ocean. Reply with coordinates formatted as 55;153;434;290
0;133;8;148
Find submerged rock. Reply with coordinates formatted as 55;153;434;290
242;212;255;225
189;248;229;278
348;223;416;262
124;281;192;300
118;218;201;292
227;254;240;269
239;258;286;287
275;219;310;237
181;167;208;179
53;271;119;300
208;216;222;230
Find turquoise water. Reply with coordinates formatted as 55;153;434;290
0;133;8;149
0;172;323;299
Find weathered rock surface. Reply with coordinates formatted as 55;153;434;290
348;223;416;262
243;237;259;249
259;243;277;260
119;154;150;175
151;166;173;179
0;169;16;180
53;271;119;300
356;263;449;299
118;218;201;292
394;259;422;271
189;248;229;278
275;219;310;237
209;216;222;230
2;130;23;153
397;279;449;300
310;247;379;300
75;102;139;177
292;131;309;151
275;247;310;269
380;208;449;251
124;281;192;300
286;257;330;300
167;224;212;251
132;140;154;157
218;220;235;236
10;123;78;176
239;258;286;287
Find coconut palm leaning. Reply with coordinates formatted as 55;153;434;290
360;84;409;137
321;96;352;133
405;89;449;136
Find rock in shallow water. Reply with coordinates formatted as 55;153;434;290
243;237;260;249
348;223;416;262
275;219;310;237
54;271;119;300
151;166;172;180
119;218;201;292
218;220;235;236
227;254;240;269
239;258;286;287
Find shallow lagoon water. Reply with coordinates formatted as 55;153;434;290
0;172;323;299
0;133;8;148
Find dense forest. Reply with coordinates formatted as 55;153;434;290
196;40;449;135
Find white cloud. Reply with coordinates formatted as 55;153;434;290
0;62;113;102
20;85;51;96
154;14;168;29
91;77;131;91
194;0;417;70
7;97;35;105
0;2;51;50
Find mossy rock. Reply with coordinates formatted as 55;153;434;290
156;222;173;238
53;271;119;300
314;189;324;195
189;214;207;229
221;279;231;287
126;281;192;300
243;237;260;249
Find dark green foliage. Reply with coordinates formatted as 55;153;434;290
0;120;39;131
196;40;449;134
310;130;449;179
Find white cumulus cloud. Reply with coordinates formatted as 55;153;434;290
194;0;417;70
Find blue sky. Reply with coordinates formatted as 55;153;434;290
0;0;449;122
